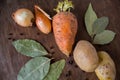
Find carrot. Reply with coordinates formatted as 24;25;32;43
53;0;78;57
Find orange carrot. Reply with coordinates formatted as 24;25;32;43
53;0;78;57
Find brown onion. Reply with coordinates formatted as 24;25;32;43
12;8;34;27
34;5;52;34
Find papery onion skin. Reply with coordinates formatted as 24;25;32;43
34;5;51;34
12;8;34;27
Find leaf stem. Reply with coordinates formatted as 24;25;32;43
54;0;74;13
91;34;95;43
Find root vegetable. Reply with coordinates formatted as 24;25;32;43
95;51;116;80
73;40;99;72
53;0;78;57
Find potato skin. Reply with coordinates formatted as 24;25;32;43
95;51;116;80
53;12;78;57
73;40;99;72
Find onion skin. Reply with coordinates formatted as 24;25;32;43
73;40;99;72
12;8;34;27
34;5;51;34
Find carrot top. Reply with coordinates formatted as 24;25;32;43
54;0;74;13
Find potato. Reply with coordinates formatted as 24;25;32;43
95;51;116;80
73;40;99;72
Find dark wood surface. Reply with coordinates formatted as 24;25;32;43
0;0;120;80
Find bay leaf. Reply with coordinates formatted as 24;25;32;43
85;3;97;37
93;17;109;35
43;59;65;80
17;57;50;80
93;30;116;45
13;39;47;57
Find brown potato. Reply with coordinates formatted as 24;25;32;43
73;40;99;72
95;51;116;80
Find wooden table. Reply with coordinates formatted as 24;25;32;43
0;0;120;80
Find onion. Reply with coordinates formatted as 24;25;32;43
12;8;34;27
34;5;52;34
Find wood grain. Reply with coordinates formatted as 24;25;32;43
0;0;120;80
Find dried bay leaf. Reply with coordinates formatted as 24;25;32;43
85;3;97;37
17;57;50;80
13;39;47;57
43;59;65;80
84;3;116;45
93;17;109;35
93;30;116;45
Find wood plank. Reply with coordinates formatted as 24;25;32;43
0;0;120;80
